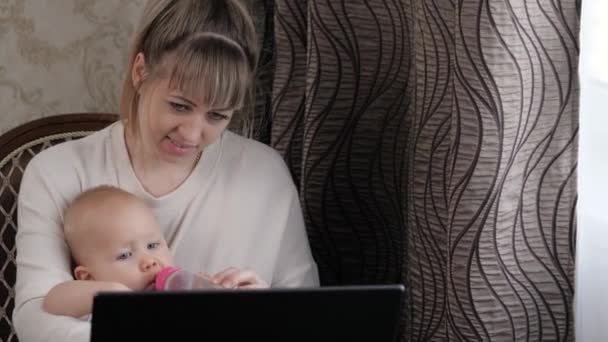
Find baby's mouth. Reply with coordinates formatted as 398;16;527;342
144;280;156;291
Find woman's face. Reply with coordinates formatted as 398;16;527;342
129;53;235;165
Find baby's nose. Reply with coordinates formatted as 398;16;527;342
141;257;159;271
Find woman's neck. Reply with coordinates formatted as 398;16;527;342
124;127;200;197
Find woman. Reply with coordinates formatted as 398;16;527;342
13;1;319;341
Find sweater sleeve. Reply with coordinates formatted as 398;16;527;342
12;156;90;342
271;187;320;287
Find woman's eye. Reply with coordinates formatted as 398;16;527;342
208;112;228;121
116;251;132;261
147;242;160;250
169;102;190;112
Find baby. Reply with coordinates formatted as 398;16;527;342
43;185;174;319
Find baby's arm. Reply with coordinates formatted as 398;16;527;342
43;280;130;318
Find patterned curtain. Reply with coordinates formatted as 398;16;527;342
265;0;580;341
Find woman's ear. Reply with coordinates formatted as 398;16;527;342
131;52;148;89
74;265;94;281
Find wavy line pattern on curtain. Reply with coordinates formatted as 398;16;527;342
274;0;410;285
270;0;579;341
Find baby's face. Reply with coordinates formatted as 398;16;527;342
77;202;173;290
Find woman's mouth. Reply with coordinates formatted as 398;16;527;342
164;136;197;157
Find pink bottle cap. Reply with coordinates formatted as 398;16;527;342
155;266;182;291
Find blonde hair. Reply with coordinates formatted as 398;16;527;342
120;0;259;136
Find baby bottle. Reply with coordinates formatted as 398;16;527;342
155;266;220;291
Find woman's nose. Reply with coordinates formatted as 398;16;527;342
178;115;204;142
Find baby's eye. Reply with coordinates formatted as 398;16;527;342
147;242;160;250
116;251;132;261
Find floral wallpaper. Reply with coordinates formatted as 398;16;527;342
0;0;145;134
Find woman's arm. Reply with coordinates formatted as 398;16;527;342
44;281;130;318
13;156;90;342
271;187;320;287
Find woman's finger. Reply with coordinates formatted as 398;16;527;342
211;267;269;288
211;267;239;286
237;283;268;289
227;268;269;288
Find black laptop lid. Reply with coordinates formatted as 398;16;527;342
91;285;404;342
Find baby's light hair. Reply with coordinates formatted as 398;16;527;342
63;185;143;265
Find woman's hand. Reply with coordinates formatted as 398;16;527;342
211;267;269;289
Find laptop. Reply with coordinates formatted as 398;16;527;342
91;284;405;342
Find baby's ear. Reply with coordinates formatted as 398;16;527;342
74;266;94;281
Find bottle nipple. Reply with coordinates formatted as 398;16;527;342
154;266;182;291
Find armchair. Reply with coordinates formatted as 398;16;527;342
0;113;118;341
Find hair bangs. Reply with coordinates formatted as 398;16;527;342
164;34;251;111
